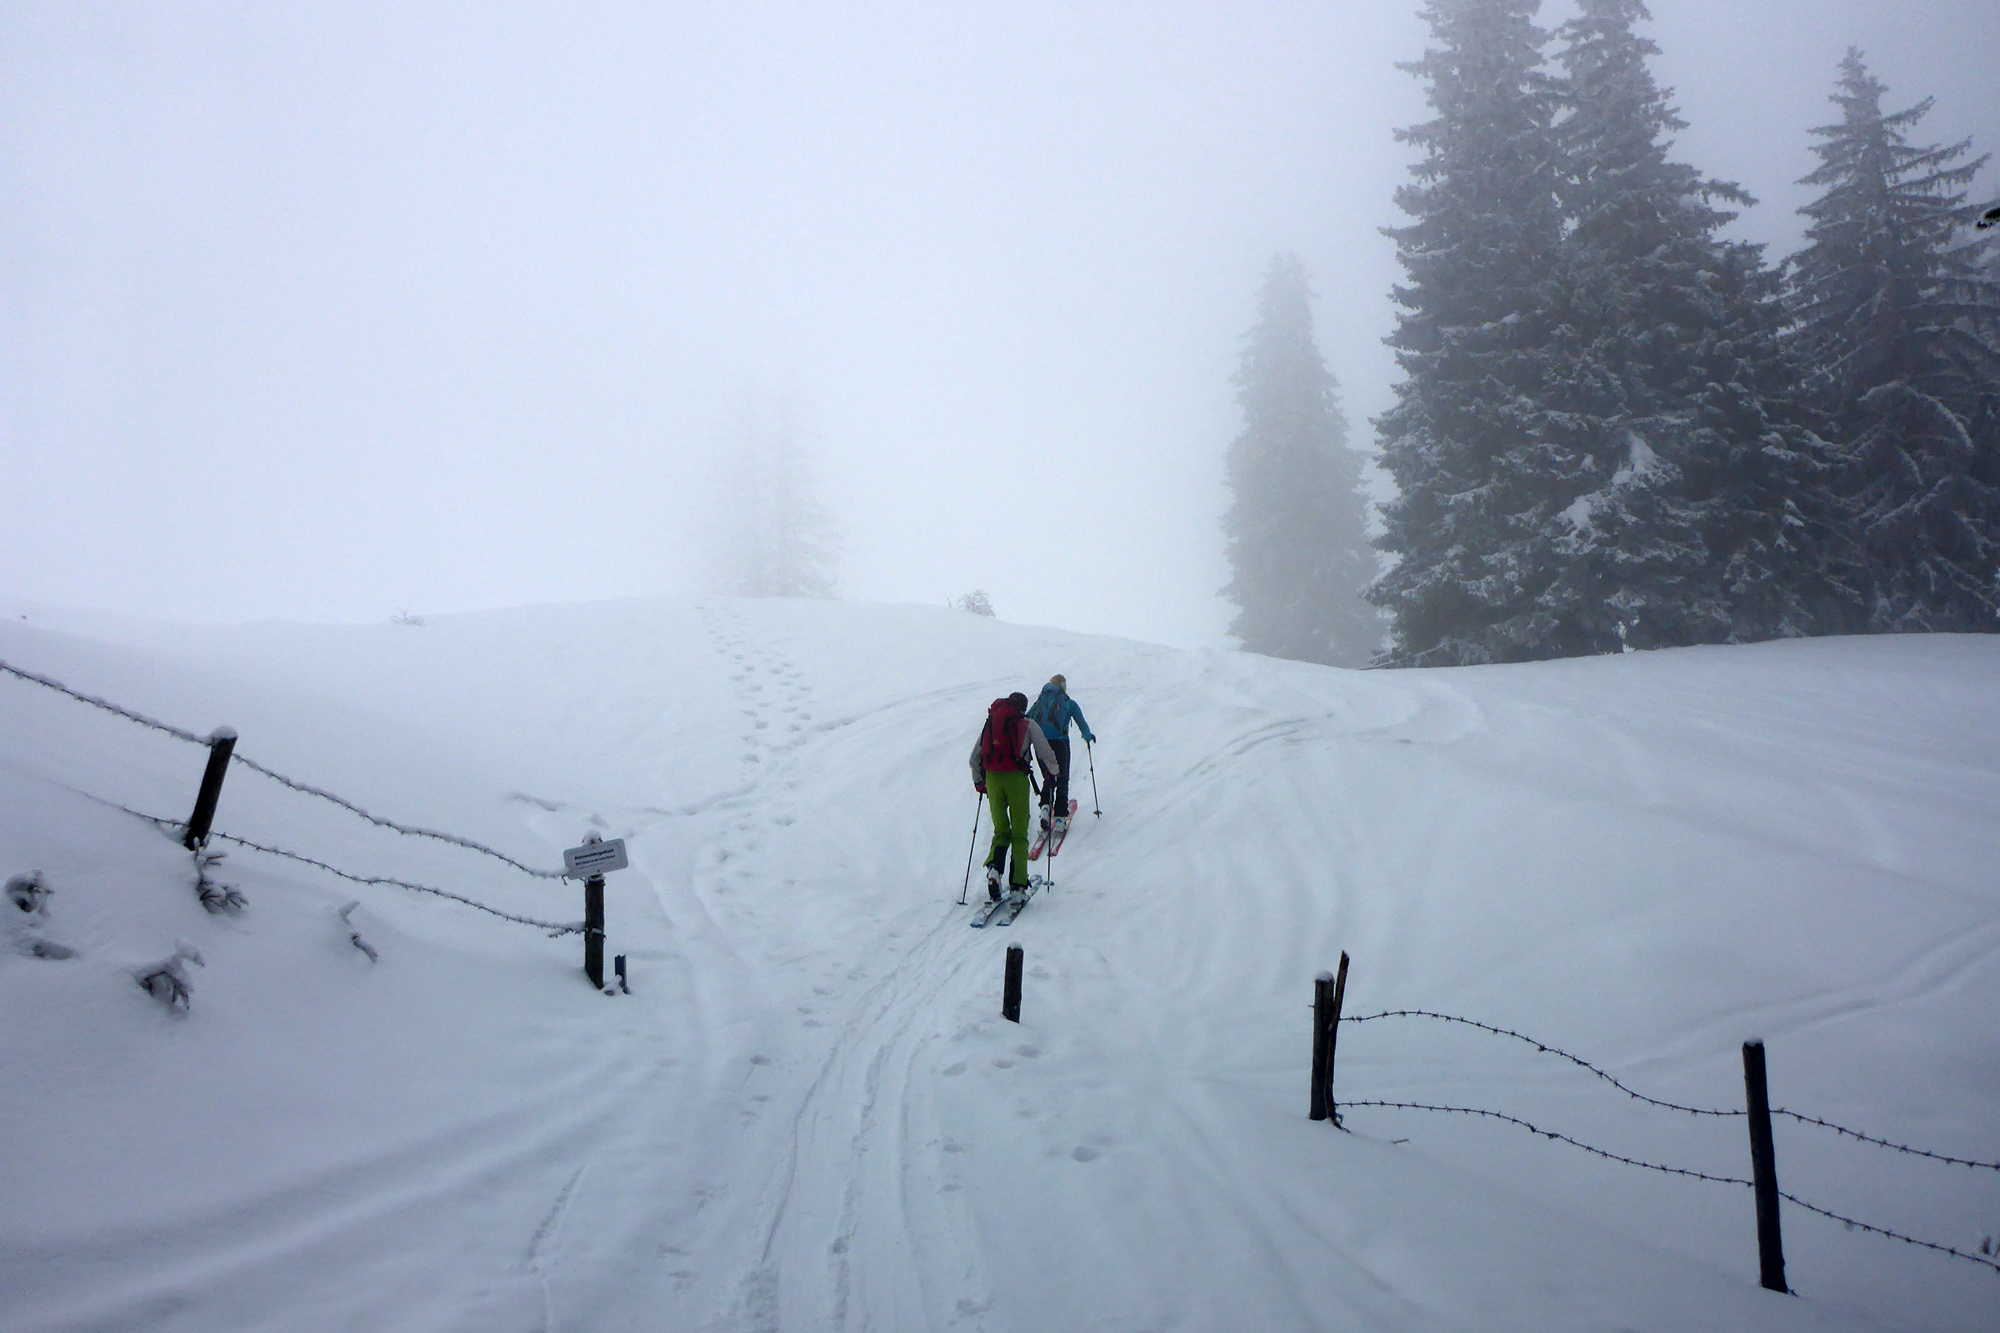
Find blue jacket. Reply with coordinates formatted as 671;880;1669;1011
1028;684;1094;743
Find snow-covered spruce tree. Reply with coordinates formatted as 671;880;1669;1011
1221;254;1380;666
1532;0;1854;651
1368;0;1574;665
716;391;840;599
1788;51;2000;632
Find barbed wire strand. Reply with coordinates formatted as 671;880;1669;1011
225;753;563;879
1778;1191;2000;1276
1;658;208;743
1771;1109;2000;1172
1345;1008;2000;1171
3;656;563;880
1341;1100;2000;1276
211;830;582;935
1342;1009;1745;1116
104;797;582;936
1337;1099;1753;1185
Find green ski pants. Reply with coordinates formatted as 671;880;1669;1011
983;769;1032;887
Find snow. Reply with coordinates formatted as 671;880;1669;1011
1562;429;1664;536
2;596;1996;1332
1560;492;1600;533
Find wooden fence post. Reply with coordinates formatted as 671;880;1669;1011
584;875;605;990
1002;944;1023;1023
1742;1039;1788;1293
1310;951;1350;1122
183;727;237;850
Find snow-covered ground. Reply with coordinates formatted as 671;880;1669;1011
1;596;1995;1332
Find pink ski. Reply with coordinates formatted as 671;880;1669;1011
1029;799;1079;860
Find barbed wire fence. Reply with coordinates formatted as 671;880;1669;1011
102;797;583;935
1308;972;2000;1286
2;656;582;935
1341;1008;2000;1170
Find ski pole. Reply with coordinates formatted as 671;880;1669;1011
959;791;982;905
1086;740;1101;817
1048;778;1059;894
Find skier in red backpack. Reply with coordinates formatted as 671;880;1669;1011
969;691;1059;902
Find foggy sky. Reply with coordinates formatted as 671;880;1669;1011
4;1;1995;649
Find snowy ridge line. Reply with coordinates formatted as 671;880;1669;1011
99;797;584;936
0;655;562;880
1342;1008;2000;1170
1338;1101;2000;1277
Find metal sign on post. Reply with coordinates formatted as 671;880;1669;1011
563;836;628;879
562;835;628;992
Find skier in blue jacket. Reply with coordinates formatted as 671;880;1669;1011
1026;674;1095;836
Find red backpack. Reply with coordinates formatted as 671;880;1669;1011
979;697;1028;772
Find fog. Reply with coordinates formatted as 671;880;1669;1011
4;1;1994;648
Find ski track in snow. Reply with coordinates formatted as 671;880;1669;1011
3;603;1996;1331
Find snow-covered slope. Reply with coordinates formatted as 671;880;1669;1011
1;597;1994;1332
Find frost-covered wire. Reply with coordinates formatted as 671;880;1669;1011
225;753;562;879
1337;1099;1754;1184
0;658;208;743
102;798;581;936
1340;1100;2000;1277
2;656;563;879
1342;1008;2000;1169
209;830;582;935
1341;1009;1746;1116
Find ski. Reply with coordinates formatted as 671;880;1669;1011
1044;799;1080;858
1029;800;1078;860
994;875;1044;926
969;889;1013;928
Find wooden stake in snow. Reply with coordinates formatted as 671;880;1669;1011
1310;952;1350;1123
1002;944;1023;1023
184;728;237;850
584;876;605;990
1743;1039;1789;1293
563;834;628;993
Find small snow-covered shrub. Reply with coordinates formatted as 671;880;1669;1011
5;872;75;959
7;871;50;915
337;901;379;962
192;849;246;915
137;942;204;1011
956;590;995;617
